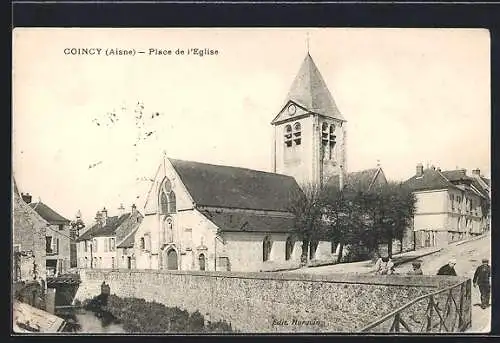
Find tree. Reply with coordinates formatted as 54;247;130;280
362;182;416;257
287;183;327;263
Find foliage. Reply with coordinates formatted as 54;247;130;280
92;295;233;333
289;178;417;262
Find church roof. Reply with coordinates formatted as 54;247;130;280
169;158;302;212
285;53;344;120
327;168;386;192
29;202;70;224
202;210;295;233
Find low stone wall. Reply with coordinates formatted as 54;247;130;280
74;268;465;333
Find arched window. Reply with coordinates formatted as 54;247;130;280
284;125;292;148
293;122;302;145
263;236;272;262
160;192;168;215
168;191;176;213
159;178;176;214
285;236;294;261
199;254;206;271
321;121;337;160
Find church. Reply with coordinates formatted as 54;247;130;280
133;53;382;272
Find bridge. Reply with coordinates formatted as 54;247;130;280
47;274;81;287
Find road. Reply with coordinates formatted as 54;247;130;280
287;233;491;333
407;234;491;333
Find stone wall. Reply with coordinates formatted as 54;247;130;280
74;269;466;333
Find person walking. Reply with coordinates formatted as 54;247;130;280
407;261;423;275
473;258;491;309
437;259;457;276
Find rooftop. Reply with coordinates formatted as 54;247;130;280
169;158;302;212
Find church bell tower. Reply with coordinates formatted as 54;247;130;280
271;53;347;188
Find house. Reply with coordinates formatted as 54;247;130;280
12;178;47;282
115;204;142;269
24;197;72;277
76;205;143;269
403;164;488;248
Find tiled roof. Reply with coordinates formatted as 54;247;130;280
403;168;456;192
29;202;70;224
76;213;131;241
285;53;344;120
116;227;138;248
326;168;385;192
115;212;143;245
169;158;302;212
440;170;468;182
202;210;295;233
480;177;490;187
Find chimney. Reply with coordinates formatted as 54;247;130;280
95;211;102;225
118;203;125;216
472;168;481;176
101;207;108;225
21;193;32;204
416;163;424;177
431;165;436;171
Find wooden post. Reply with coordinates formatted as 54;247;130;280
458;282;464;330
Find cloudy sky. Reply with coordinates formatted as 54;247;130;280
12;28;490;223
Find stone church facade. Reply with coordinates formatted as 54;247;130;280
133;53;372;272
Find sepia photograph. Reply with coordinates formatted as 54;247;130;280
12;28;490;334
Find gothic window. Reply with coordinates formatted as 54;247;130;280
160;192;168;215
285;236;294;261
263;236;272;262
293;122;301;146
284;125;292;147
168;191;176;213
159;178;177;215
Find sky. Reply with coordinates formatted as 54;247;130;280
12;28;490;224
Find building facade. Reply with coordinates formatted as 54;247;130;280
25;198;72;277
133;157;304;272
13;179;47;282
404;164;488;248
76;206;143;269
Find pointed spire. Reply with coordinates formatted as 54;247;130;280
286;54;344;120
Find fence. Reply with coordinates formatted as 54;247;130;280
361;278;471;333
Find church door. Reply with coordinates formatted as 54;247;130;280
166;249;178;270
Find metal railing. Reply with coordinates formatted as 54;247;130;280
361;279;471;333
